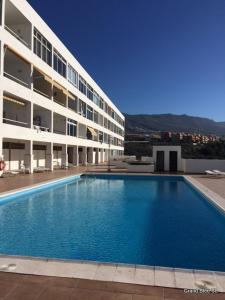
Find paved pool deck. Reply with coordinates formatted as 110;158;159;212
2;271;223;300
0;170;225;299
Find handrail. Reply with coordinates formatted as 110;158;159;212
5;25;30;48
33;88;51;99
3;117;28;126
54;129;66;135
53;99;66;107
4;72;29;87
33;125;50;132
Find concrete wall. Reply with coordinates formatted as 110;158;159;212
127;164;154;173
141;156;153;162
183;159;225;173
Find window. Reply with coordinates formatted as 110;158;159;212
33;28;52;66
87;84;93;101
68;95;77;112
104;117;108;128
53;49;67;78
99;97;104;110
99;131;103;143
0;0;2;25
104;102;108;113
67;119;77;137
93;91;100;106
78;99;86;117
79;76;86;95
104;133;108;144
87;105;93;120
94;110;98;124
78;123;86;139
99;114;103;126
68;64;78;87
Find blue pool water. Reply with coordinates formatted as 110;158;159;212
0;175;225;271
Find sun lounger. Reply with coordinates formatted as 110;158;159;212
213;170;225;175
1;170;20;178
205;170;225;177
34;167;50;173
205;170;217;175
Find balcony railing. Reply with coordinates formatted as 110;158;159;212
33;88;51;99
5;25;29;48
3;117;28;127
33;125;50;132
4;72;29;88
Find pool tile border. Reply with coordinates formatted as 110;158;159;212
0;255;224;292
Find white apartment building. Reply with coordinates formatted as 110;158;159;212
0;0;125;173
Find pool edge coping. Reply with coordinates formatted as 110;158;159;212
0;254;224;292
0;173;83;200
184;175;225;215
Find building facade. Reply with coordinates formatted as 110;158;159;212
0;0;125;172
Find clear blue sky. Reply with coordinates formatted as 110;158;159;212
28;0;225;121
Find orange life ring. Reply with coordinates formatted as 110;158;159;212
0;160;6;171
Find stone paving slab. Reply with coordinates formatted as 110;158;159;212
0;256;224;294
185;176;225;214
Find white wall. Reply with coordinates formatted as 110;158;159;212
127;164;154;173
3;148;25;170
53;150;62;167
141;156;153;162
152;145;182;171
183;159;225;173
33;149;45;168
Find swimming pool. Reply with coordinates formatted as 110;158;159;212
0;174;225;272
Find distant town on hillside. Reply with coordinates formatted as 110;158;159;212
124;113;225;159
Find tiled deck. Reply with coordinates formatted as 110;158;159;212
1;172;225;299
193;175;225;199
0;167;88;194
0;271;224;299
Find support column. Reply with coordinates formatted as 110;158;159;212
105;149;109;162
87;147;93;164
0;80;3;127
73;146;79;166
29;102;33;129
61;144;68;167
100;149;104;163
82;147;87;166
46;142;53;171
95;148;99;165
24;140;33;173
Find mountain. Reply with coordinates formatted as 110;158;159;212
124;113;225;136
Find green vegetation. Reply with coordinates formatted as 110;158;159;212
182;141;225;159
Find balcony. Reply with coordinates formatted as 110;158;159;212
53;113;66;135
3;94;31;128
4;48;31;88
5;0;32;48
33;104;52;132
33;68;52;99
53;82;67;107
87;127;98;142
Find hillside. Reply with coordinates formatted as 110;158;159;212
124;113;225;136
